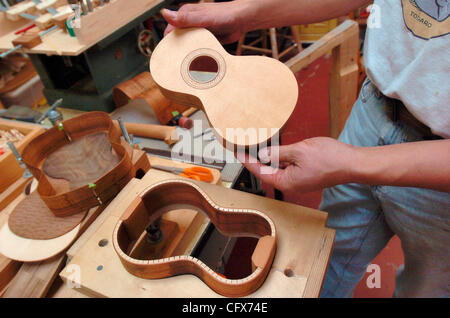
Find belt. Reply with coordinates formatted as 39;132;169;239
370;82;442;140
387;99;442;140
22;111;135;217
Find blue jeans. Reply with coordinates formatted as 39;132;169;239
319;79;450;298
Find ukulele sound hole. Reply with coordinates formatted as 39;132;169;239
188;55;219;83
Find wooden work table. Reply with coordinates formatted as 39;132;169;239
0;0;165;56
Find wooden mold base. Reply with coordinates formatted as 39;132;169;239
60;169;335;298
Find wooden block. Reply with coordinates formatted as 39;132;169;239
6;2;37;21
12;32;42;49
51;5;74;20
128;219;179;260
36;0;58;13
35;13;54;30
2;253;66;298
60;169;335;298
0;255;21;292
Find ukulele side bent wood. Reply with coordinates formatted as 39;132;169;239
113;179;277;297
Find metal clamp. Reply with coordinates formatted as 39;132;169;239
7;142;33;178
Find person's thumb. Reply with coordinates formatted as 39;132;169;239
161;8;204;28
160;9;178;25
258;145;297;166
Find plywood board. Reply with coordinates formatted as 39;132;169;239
60;169;334;298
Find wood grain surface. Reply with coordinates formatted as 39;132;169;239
150;28;298;150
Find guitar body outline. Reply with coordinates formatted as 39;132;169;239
150;28;298;151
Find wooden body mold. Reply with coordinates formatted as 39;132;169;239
150;28;298;150
113;179;277;297
21;111;134;217
0;111;141;262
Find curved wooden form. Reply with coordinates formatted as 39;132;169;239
113;72;191;125
21;111;135;217
113;179;277;297
150;28;298;150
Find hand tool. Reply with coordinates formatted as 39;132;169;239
152;164;214;183
120;121;178;145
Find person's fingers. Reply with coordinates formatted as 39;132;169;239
258;144;298;166
160;9;177;24
163;24;176;37
161;8;209;28
236;152;290;190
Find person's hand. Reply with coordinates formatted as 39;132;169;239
161;2;248;44
236;137;356;193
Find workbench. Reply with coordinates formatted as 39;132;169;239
0;102;334;297
0;0;173;112
57;169;334;298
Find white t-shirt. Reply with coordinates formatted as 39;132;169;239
364;0;449;138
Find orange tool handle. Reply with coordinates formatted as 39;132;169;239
179;166;214;183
